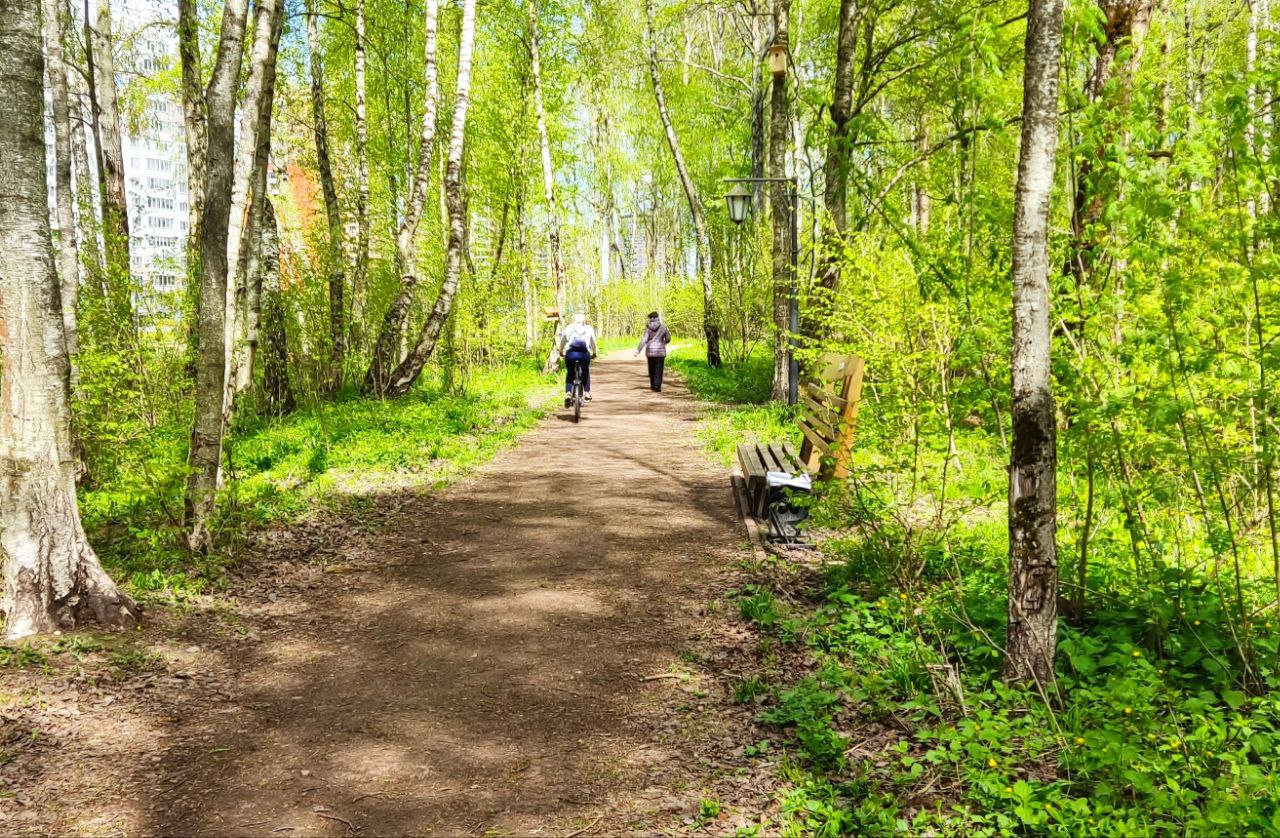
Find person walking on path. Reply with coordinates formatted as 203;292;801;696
634;311;671;392
558;312;598;405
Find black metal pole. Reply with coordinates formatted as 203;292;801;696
788;180;799;406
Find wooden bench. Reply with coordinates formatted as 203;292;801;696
736;352;866;521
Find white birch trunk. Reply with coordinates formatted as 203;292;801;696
384;0;478;397
0;0;137;638
1006;0;1067;686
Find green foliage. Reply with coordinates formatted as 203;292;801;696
80;364;555;601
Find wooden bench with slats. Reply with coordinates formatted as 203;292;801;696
736;352;866;521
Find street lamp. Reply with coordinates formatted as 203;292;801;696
725;183;752;225
723;176;801;406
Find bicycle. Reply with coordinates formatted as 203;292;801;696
567;357;585;423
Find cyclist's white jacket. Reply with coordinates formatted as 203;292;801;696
558;323;597;355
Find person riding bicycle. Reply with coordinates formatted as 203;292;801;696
557;312;597;407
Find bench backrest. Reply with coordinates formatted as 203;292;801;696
798;352;865;479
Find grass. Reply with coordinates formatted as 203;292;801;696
80;362;557;602
665;344;796;466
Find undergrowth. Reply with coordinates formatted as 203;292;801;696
80;363;556;603
676;347;1280;835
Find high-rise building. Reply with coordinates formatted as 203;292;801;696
119;0;188;296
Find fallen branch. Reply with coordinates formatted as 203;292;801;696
565;814;604;837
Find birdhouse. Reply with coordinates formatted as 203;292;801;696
768;44;788;76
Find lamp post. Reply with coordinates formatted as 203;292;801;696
723;176;800;406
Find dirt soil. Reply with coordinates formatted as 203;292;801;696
0;354;785;836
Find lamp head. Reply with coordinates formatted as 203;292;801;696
725;183;752;225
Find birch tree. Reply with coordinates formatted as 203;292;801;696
768;0;792;401
363;0;440;396
306;0;346;393
382;0;478;398
85;0;133;326
529;0;567;374
185;0;250;553
645;0;721;368
352;0;371;346
0;0;137;638
42;0;81;394
1006;0;1067;685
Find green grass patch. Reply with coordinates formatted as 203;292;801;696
80;363;557;601
665;344;796;465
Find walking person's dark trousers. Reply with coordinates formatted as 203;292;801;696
647;355;665;392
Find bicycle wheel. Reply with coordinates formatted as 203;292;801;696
573;382;582;423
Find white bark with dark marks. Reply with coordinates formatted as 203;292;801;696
645;0;720;367
0;0;137;638
363;0;439;396
1006;0;1067;686
383;0;478;398
42;0;81;393
184;0;250;554
529;0;566;373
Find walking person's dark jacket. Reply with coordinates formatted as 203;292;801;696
636;313;671;392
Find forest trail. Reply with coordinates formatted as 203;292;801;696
46;354;747;836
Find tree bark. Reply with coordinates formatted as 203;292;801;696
0;0;137;638
184;0;250;554
363;0;440;396
306;0;345;394
816;0;857;307
1067;0;1155;291
259;198;294;415
42;0;81;395
67;73;102;282
352;0;371;349
177;0;207;251
85;0;133;326
1006;0;1067;686
646;0;720;367
768;0;792;401
383;0;478;398
529;0;567;374
225;0;284;411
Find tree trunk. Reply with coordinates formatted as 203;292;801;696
529;0;567;374
85;0;133;327
259;199;295;415
306;0;345;394
646;0;720;366
67;74;103;282
814;0;858;323
42;0;81;395
363;0;440;396
383;0;478;398
177;0;206;251
0;0;137;638
768;0;792;401
225;0;284;412
1067;0;1155;293
184;0;250;554
352;0;371;350
1006;0;1067;686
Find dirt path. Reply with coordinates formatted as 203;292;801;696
5;354;756;836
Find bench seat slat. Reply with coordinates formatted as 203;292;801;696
737;443;768;480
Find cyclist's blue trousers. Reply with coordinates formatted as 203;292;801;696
565;345;591;393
